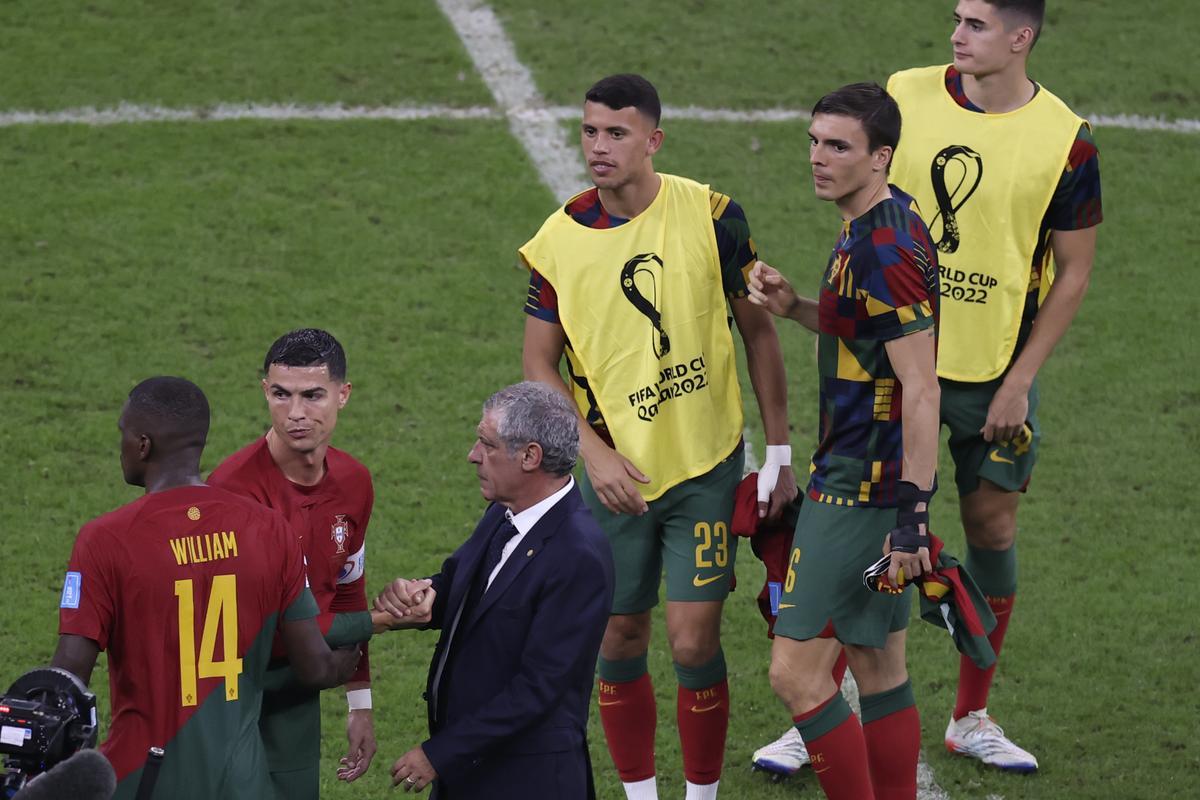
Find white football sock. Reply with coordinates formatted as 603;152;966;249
622;776;658;800
685;779;719;800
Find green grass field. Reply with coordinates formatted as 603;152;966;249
2;2;1196;798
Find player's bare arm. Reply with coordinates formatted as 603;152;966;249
278;616;362;689
339;689;376;782
328;550;377;783
747;260;820;332
883;328;939;584
730;296;798;520
522;314;650;515
983;226;1097;443
49;634;100;685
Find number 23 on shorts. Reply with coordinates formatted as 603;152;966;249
693;521;729;569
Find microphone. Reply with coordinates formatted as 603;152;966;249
12;749;116;800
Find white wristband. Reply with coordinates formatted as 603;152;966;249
764;445;792;467
757;445;792;506
347;688;372;711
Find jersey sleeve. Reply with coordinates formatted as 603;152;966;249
710;191;757;299
1046;123;1103;231
58;522;116;649
284;587;320;623
856;228;937;342
524;269;560;324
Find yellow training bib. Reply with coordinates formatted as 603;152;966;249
888;65;1086;381
519;174;743;500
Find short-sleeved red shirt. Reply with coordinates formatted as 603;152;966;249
58;485;312;783
208;438;373;683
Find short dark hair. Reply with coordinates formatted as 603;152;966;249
585;74;662;126
985;0;1045;45
127;376;210;445
263;328;347;382
811;82;902;155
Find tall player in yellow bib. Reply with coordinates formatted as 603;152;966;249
888;0;1102;772
522;74;797;800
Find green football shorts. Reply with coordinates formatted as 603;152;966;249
773;499;911;649
580;447;744;615
940;376;1040;496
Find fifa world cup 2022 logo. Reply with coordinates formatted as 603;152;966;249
929;145;983;254
621;252;670;358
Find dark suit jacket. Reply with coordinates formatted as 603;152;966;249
421;483;614;800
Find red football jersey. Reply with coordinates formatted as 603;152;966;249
58;485;312;783
208;437;373;683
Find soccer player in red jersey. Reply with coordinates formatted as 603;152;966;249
52;376;360;800
208;329;377;798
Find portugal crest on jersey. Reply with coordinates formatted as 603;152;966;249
331;514;350;554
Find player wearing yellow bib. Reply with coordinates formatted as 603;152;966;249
886;0;1102;772
522;74;797;800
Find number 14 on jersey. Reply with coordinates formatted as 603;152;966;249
174;575;243;707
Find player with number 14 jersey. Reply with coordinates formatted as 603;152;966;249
59;485;317;798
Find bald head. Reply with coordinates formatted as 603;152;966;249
120;377;209;486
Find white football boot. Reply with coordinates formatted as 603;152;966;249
750;726;810;778
944;709;1039;772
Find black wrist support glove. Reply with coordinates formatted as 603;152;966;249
888;480;934;554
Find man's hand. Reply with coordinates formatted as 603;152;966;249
392;745;437;793
747;260;800;319
758;445;797;520
882;527;932;587
583;443;650;516
337;709;377;782
981;375;1031;443
374;578;435;626
765;467;798;521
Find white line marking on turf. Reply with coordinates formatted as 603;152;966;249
0;102;499;127
919;762;952;800
435;0;585;200
1;101;1196;135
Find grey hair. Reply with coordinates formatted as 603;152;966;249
482;382;579;477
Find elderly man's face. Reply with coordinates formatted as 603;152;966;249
468;409;526;507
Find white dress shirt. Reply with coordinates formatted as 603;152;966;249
486;477;575;590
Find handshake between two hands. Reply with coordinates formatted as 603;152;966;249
370;578;437;633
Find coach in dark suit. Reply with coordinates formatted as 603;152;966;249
378;381;614;799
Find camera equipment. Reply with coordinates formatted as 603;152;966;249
1;668;98;797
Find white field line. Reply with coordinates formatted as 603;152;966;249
0;102;499;126
435;0;585;201
1;100;1196;134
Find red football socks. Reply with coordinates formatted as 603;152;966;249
677;679;729;785
598;673;657;782
954;594;1015;719
863;705;920;800
793;693;874;800
832;648;848;687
